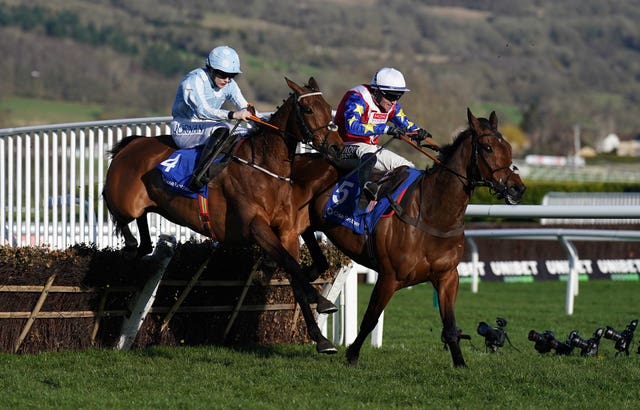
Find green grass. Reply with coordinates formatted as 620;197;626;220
0;96;151;128
0;96;104;127
0;280;638;409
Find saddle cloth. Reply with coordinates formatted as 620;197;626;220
323;168;424;235
156;148;210;198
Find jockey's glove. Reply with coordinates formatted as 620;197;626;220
386;126;404;138
413;128;433;142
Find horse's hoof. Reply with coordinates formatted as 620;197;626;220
346;346;359;365
316;340;338;354
316;296;338;314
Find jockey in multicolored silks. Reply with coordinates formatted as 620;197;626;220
171;45;259;191
334;67;432;201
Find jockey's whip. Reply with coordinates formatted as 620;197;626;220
399;133;441;164
247;114;280;131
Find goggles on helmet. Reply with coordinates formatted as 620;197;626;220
379;89;404;101
208;66;237;80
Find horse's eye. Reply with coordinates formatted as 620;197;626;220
482;145;493;153
302;106;313;115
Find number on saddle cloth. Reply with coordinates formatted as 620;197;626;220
157;149;207;198
323;167;423;235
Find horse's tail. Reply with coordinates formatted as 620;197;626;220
107;135;144;158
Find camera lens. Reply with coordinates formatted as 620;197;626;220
604;326;622;341
477;322;492;337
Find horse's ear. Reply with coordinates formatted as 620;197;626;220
285;77;304;94
308;77;319;90
467;108;481;131
489;111;498;129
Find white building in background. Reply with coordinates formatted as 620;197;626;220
596;133;620;153
617;139;640;156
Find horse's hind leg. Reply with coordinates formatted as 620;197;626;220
436;270;467;368
120;224;139;260
346;278;395;366
136;214;153;257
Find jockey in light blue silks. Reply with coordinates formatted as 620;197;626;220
171;45;258;190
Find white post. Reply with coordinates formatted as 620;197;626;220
466;237;480;293
116;235;176;350
559;236;579;315
343;264;358;346
318;262;353;342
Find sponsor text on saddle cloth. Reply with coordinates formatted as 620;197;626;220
157;147;224;198
323;168;423;235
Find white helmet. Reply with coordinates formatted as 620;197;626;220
370;67;410;92
205;46;242;73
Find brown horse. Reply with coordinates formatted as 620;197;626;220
103;77;344;353
292;109;526;367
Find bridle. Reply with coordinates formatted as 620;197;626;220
292;90;339;156
438;131;519;198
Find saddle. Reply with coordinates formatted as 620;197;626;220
370;166;411;202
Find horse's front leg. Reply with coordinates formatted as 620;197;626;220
436;269;467;368
300;228;337;315
346;277;395;366
249;217;337;354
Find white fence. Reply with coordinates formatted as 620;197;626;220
4;118;640;348
0;117;200;249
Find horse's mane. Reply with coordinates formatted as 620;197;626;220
424;127;472;174
427;116;495;173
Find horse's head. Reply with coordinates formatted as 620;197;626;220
463;108;526;204
284;77;344;161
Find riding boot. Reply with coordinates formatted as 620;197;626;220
357;153;377;210
188;127;230;191
359;153;378;201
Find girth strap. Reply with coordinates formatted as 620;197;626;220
197;194;215;239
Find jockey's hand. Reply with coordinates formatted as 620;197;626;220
412;128;432;142
386;126;404;138
232;108;253;121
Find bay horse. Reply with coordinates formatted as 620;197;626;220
292;109;526;367
103;77;344;354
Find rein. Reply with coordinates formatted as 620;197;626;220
232;90;335;183
388;131;515;238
